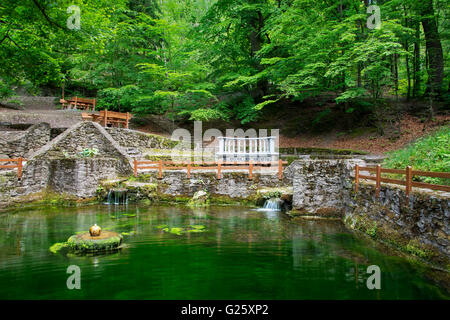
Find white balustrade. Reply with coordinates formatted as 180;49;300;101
216;136;278;162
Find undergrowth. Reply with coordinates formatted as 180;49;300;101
383;126;450;185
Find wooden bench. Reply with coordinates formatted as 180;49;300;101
96;110;132;129
81;112;94;121
60;98;69;109
61;96;96;111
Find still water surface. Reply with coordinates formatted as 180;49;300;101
0;204;447;299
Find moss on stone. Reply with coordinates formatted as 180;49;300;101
0;189;100;213
279;147;369;155
209;195;256;206
67;232;123;253
49;242;69;254
405;240;435;260
344;213;444;269
144;155;173;161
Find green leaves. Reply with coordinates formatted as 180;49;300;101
335;88;368;105
1;0;447;121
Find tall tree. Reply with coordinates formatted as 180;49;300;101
420;0;444;96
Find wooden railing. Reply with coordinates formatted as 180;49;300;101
355;164;450;197
134;160;287;180
0;157;25;179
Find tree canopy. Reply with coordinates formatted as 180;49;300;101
1;0;448;123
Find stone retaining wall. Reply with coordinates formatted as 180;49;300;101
0;158;125;206
46;158;121;197
0;110;82;128
100;170;292;204
344;181;449;267
289;159;364;216
29;121;133;174
105;127;178;150
0;122;51;158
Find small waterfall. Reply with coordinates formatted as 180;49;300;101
259;198;283;211
106;188;128;205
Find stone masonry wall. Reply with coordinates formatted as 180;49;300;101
0;122;51;158
105;127;178;150
30;121;133;175
345;181;449;266
140;170;292;199
47;159;121;197
98;169;293;205
290;159;364;216
0;158;123;207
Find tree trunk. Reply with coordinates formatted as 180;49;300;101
393;54;399;100
421;0;444;96
249;10;269;97
412;21;420;97
402;9;411;100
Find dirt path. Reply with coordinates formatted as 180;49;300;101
280;115;449;155
2;104;448;156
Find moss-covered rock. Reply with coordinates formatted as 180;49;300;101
187;190;210;207
49;242;69;254
67;231;123;253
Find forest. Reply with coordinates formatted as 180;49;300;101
0;0;449;129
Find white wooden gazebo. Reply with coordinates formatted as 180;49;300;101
216;136;278;162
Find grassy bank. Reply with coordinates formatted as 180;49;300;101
383;126;450;185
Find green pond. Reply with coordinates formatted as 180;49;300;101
0;204;447;299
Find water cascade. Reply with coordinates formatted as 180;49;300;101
260;198;283;211
106;188;128;205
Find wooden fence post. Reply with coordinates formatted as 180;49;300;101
278;159;283;180
217;162;222;180
376;164;381;197
134;159;138;177
355;164;359;193
249;161;253;180
126;112;130;129
17;157;23;180
405;166;412;199
187;162;191;179
158;160;162;179
103;109;108;127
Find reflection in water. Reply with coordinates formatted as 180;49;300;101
264;210;280;220
0;205;447;299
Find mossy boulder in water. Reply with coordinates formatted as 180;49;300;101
67;231;123;252
188;190;210;207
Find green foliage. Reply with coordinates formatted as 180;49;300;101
383;126;450;185
262;191;282;199
233;96;260;124
406;240;433;259
78;148;99;158
98;85;141;112
0;0;448;124
366;222;377;238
